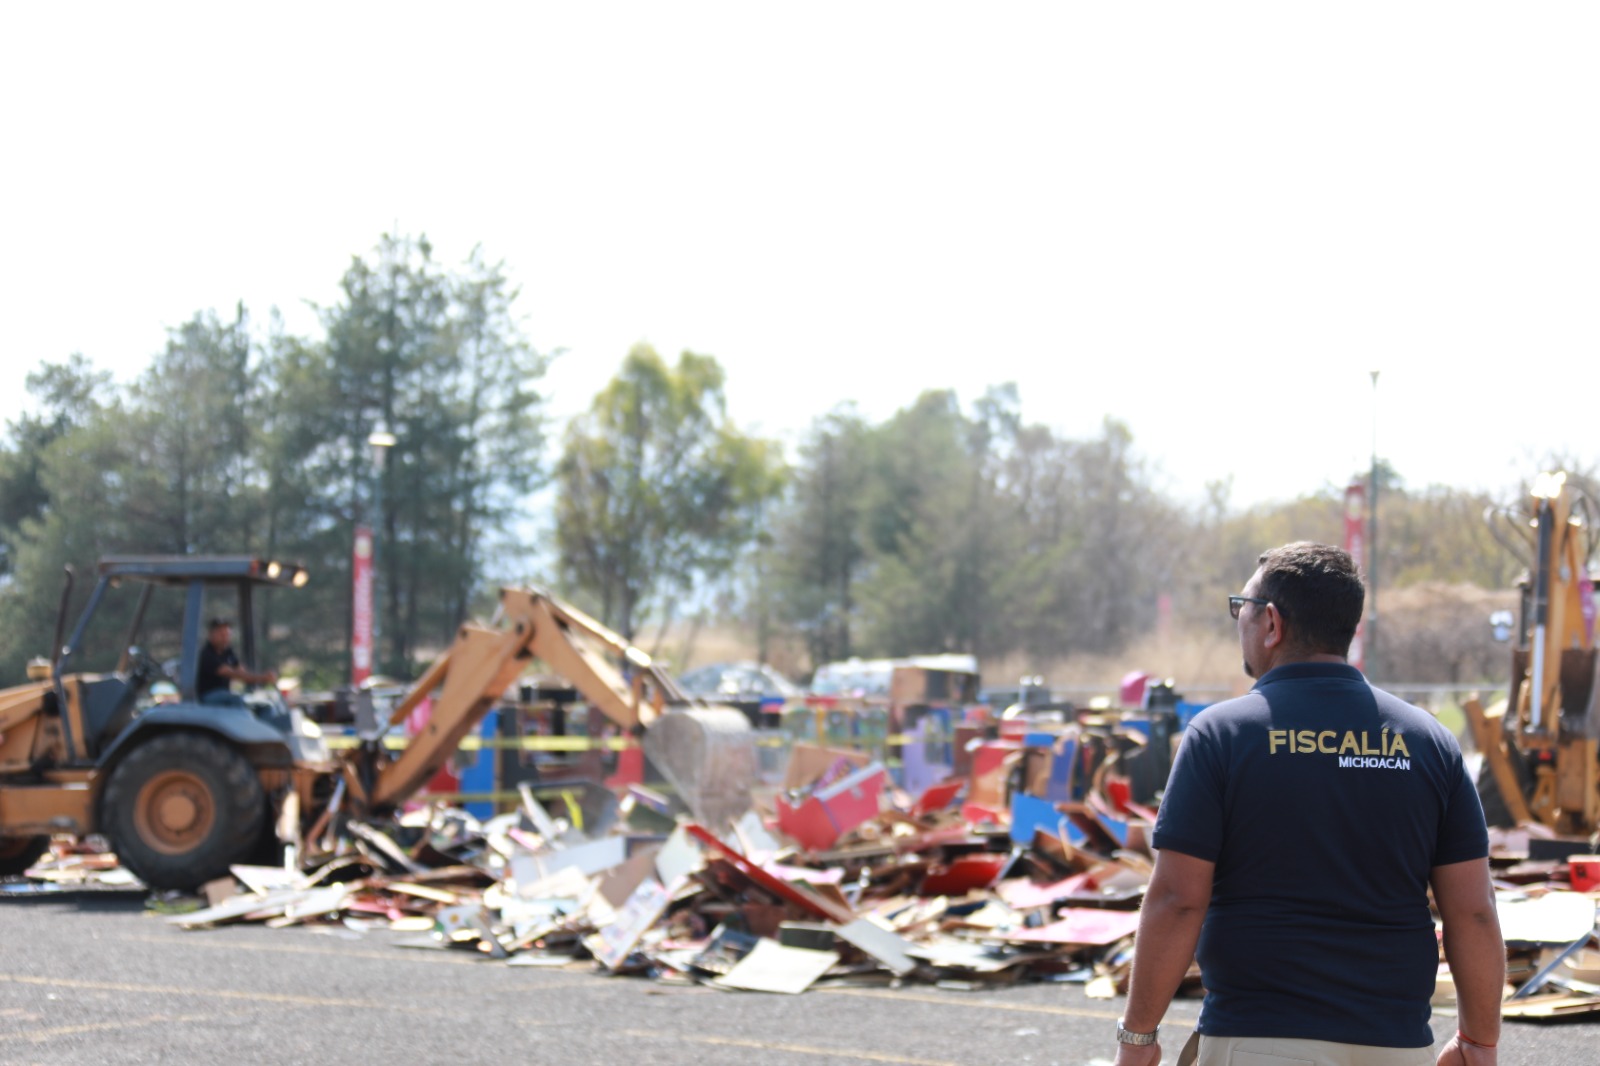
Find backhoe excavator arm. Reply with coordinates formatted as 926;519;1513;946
342;587;729;816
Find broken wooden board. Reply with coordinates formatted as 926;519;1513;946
385;881;463;905
1500;992;1600;1020
229;865;304;894
166;887;318;928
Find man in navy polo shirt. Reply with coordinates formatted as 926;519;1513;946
1113;542;1503;1066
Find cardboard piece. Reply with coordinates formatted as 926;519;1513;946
589;876;671;970
782;743;871;792
713;938;840;994
1497;891;1599;945
598;846;662;908
512;863;595;904
837;916;919;976
654;824;705;887
535;836;627;880
905;937;1038;973
201;877;238;908
997;872;1098;911
994;907;1141;946
733;810;782;860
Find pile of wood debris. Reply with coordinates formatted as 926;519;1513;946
157;765;1172;997
7;745;1599;1016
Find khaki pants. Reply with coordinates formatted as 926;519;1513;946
1180;1033;1433;1066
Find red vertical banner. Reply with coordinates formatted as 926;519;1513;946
1344;482;1366;672
352;526;374;686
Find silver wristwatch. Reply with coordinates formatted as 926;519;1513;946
1116;1019;1159;1046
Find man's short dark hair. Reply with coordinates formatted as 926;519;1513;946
1256;542;1365;656
208;617;232;631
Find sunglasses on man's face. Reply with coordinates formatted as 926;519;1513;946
1228;595;1270;620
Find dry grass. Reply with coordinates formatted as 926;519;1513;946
984;629;1250;698
634;582;1517;699
644;619;1250;697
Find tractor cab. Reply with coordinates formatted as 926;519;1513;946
0;555;322;887
48;555;315;766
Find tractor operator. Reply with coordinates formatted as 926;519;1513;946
197;618;278;707
1113;542;1503;1066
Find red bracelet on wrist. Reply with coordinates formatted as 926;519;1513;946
1456;1031;1496;1050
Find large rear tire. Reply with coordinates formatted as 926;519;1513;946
101;732;266;891
0;835;49;877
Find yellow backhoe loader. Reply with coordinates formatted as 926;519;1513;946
0;556;756;889
1467;473;1600;837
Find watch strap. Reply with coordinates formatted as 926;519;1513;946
1116;1019;1159;1046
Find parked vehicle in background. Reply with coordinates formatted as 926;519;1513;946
678;661;802;701
809;654;979;727
677;661;802;727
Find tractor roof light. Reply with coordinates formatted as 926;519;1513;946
1532;471;1567;500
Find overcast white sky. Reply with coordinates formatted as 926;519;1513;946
3;3;1597;511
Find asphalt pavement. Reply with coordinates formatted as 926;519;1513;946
0;885;1593;1066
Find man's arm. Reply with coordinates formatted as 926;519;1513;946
218;661;278;687
1431;857;1503;1064
1114;848;1214;1066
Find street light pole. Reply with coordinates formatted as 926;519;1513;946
367;426;396;677
1368;370;1379;680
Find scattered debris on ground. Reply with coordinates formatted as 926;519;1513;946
9;741;1600;1019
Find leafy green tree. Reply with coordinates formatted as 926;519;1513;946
848;388;1036;660
555;344;785;641
768;408;873;667
125;306;263;552
0;356;111;579
0;310;279;680
0;402;156;680
289;234;550;676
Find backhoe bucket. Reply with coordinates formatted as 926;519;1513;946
641;706;758;832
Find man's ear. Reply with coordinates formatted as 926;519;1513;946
1262;604;1285;649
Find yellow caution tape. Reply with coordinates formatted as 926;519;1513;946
322;732;945;752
